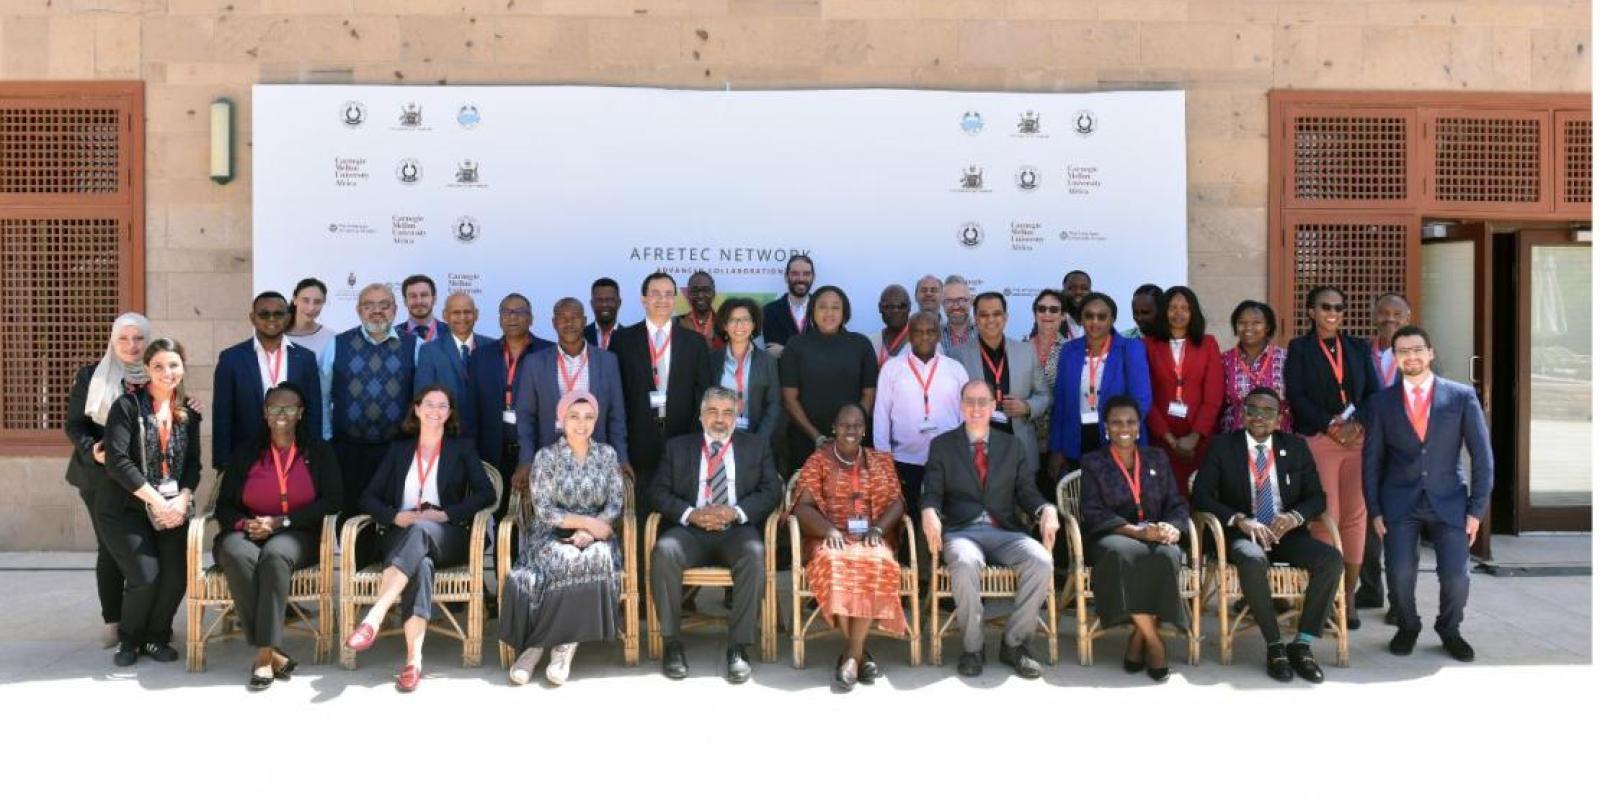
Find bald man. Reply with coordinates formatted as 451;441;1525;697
867;284;914;366
415;291;493;441
914;274;943;315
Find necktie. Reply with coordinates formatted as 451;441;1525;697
416;324;429;341
1409;386;1429;441
974;439;989;488
707;441;729;506
460;343;470;362
1253;445;1276;525
652;327;666;388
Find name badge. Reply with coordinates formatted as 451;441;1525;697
735;415;750;431
157;479;179;498
918;419;939;433
991;409;1009;424
650;390;667;410
1339;404;1357;421
847;517;869;535
502;409;517;425
1080;409;1100;425
1167;401;1189;420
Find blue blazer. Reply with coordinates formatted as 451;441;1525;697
466;335;554;460
415;333;494;426
1362;376;1492;526
1049;334;1151;459
211;338;322;469
514;343;630;466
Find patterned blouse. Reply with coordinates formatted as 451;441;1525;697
793;446;904;550
138;392;191;490
1218;343;1291;434
525;438;625;542
1022;331;1065;449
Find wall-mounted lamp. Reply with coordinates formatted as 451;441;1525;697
210;98;234;185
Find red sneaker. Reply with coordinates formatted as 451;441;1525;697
396;664;422;693
345;623;377;652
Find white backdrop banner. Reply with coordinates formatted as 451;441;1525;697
253;85;1187;338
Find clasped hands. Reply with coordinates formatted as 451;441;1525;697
242;515;280;541
147;492;191;530
1327;418;1364;448
565;515;614;549
1132;520;1183;546
393;508;450;528
687;504;740;533
1238;513;1299;550
824;525;885;551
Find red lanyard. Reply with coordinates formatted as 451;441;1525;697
414;445;441;509
1170;339;1188;403
728;346;750;400
1317;336;1349;406
263;344;284;387
599;326;613;350
979;343;1007;403
1032;334;1058;368
845;457;866;516
1248;442;1276;493
1110;447;1145;522
877;327;910;367
1242;345;1276;388
1085;338;1109;402
949;324;970;347
269;443;298;515
155;403;172;480
649;326;672;389
558;347;588;394
701;438;732;501
906;353;940;418
1374;341;1398;386
502;345;523;408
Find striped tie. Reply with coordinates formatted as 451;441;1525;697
707;440;729;506
1253;445;1276;525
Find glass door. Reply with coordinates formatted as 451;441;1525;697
1517;229;1593;530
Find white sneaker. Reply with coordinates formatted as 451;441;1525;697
545;643;577;686
509;647;543;685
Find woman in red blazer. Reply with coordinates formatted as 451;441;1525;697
1144;286;1223;496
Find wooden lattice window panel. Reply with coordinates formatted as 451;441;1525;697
1288;220;1410;338
0;82;143;454
1291;113;1410;203
1429;113;1544;205
0;108;121;195
1558;111;1591;209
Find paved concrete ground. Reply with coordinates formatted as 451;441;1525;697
2;535;1593;795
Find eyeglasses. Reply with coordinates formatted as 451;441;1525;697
1081;311;1111;321
879;302;910;310
265;405;302;417
1034;305;1062;314
960;397;995;407
255;310;289;320
645;290;677;301
1394;346;1430;356
726;316;754;326
499;307;531;317
1317;302;1345;312
942;298;970;307
1242;405;1279;419
358;301;395;312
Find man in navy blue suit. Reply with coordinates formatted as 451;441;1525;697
1363;325;1492;662
513;297;628;489
212;291;322;469
469;293;552;507
415;292;493;438
760;254;813;358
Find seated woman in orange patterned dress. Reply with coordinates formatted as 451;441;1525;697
790;403;908;693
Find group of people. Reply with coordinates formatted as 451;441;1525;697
65;258;1492;693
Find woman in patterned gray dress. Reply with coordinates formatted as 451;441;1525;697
498;390;625;686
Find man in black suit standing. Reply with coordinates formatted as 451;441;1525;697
760;254;814;358
648;386;782;683
920;379;1060;678
1193;386;1341;683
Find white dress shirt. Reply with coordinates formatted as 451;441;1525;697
645;318;673;390
253;336;291;396
400;449;443;511
557;344;591;394
872;352;970;466
1245;432;1282;518
680;434;748;525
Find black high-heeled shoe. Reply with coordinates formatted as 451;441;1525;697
271;649;298;680
1146;665;1170;682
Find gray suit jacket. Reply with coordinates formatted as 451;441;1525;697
717;346;784;444
957;336;1052;473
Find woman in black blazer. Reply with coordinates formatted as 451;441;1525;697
65;312;150;647
344;384;495;692
715;297;784;444
96;338;203;668
1283;285;1379;628
213;382;343;689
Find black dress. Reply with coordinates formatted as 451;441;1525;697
778;329;878;468
1078;446;1191;627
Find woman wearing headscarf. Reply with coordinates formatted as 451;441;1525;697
65;313;151;648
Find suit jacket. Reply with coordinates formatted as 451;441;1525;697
1144;334;1225;439
466;335;554;459
212;338;323;469
761;296;806;348
956;336;1053;473
919;427;1048;532
1362;376;1492;525
358;436;496;528
1284;333;1380;437
1078;446;1189;544
585;321;621;351
1192;431;1326;541
515;343;630;465
646;430;782;528
64;364;109;489
717;345;784;443
214;436;344;533
611;320;716;473
414;333;495;431
100;393;204;508
1050;333;1152;459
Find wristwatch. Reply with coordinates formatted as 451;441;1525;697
815;434;828;448
278;515;291;530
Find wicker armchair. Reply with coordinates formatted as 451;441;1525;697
338;461;503;669
642;502;782;664
924;508;1059;667
1193;509;1350;667
1056;470;1204;666
496;476;640;668
786;473;922;668
183;472;337;671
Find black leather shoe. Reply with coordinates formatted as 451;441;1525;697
113;642;138;667
248;669;274;691
1389;628;1419;656
1345;610;1361;630
1286;642;1324;683
662;640;689;680
858;650;880;684
956;650;983;677
1354;589;1384;609
1265;643;1293;682
272;649;298;680
1440;633;1476;662
1146;665;1170;682
1384;608;1399;626
725;645;752;684
998;642;1043;679
140;642;179;663
1122;658;1145;673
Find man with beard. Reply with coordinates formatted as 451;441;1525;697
867;284;913;366
939;274;976;355
1059;269;1092;340
585;277;623;351
399;274;442;355
677;270;721;350
761;254;814;358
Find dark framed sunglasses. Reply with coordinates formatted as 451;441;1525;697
255;310;290;320
1317;302;1345;313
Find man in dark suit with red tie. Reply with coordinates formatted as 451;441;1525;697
1363;325;1492;662
648;386;782;684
